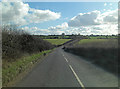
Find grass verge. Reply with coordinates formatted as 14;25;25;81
2;49;53;87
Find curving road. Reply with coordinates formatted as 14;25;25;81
16;47;118;87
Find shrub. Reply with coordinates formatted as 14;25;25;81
2;25;54;62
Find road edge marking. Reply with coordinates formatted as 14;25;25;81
69;65;85;89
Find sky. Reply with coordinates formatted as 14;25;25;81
0;0;118;35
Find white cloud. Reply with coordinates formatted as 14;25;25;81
100;9;118;24
104;3;113;6
104;3;107;6
103;9;106;11
103;15;117;23
83;25;118;35
22;22;68;35
68;9;118;35
65;25;118;35
48;22;68;30
22;26;51;35
22;24;118;35
22;26;65;35
56;22;68;29
28;8;61;23
1;1;29;25
68;9;118;27
68;10;101;27
1;1;61;25
19;8;118;35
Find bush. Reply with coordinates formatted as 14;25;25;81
2;25;54;62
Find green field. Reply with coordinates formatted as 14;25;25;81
44;39;71;45
76;39;118;48
78;39;108;45
89;36;118;39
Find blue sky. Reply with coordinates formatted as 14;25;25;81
24;2;118;29
1;1;118;35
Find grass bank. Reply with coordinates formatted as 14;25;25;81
2;49;53;86
64;39;118;75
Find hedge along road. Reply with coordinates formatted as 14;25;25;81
15;47;118;87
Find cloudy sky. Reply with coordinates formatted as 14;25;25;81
0;0;118;35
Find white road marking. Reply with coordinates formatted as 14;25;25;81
64;57;68;62
62;52;64;57
69;65;85;89
62;52;85;88
62;53;68;62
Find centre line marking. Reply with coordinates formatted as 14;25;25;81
64;57;68;62
69;65;85;89
62;53;64;56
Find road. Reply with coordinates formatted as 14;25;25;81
16;47;118;87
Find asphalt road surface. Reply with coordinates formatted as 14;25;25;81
16;47;118;87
